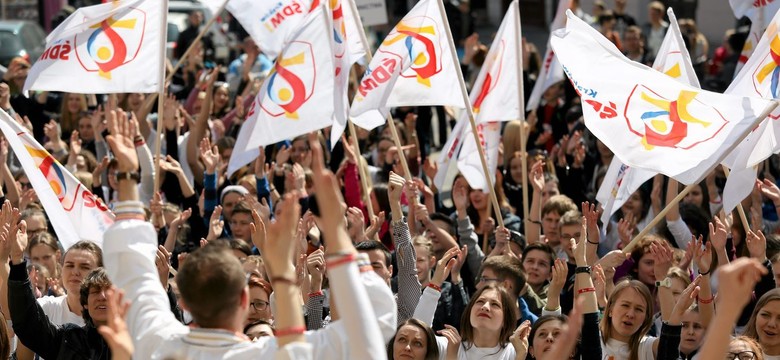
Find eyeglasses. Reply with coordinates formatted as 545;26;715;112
250;300;269;312
478;276;501;284
19;181;32;189
727;351;757;360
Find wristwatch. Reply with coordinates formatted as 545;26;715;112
575;266;591;275
655;277;672;289
115;171;140;182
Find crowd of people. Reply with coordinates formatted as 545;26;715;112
0;0;775;359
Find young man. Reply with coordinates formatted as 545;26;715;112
102;111;393;359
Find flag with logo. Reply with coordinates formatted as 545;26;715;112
24;0;163;93
716;8;780;212
597;7;699;221
552;10;775;185
0;110;113;249
350;0;462;130
454;0;522;191
228;5;334;176
329;0;368;148
221;0;313;59
730;0;780;74
526;0;569;110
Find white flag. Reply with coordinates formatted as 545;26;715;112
455;0;522;190
653;8;700;88
526;0;569;110
721;9;780;212
228;6;335;176
551;10;775;185
224;0;313;59
0;110;114;249
329;0;368;148
730;0;780;74
596;8;700;221
457;121;501;191
350;0;462;130
433;112;467;189
24;0;163;93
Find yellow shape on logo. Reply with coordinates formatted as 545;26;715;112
664;63;681;78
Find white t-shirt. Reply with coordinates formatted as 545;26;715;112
764;354;780;360
435;337;516;360
601;336;655;360
37;295;85;327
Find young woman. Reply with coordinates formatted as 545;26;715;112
743;289;780;359
451;175;521;249
435;284;524;359
387;318;440;360
59;93;88;138
27;232;62;293
246;274;273;325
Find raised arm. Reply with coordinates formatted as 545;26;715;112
103;110;186;359
388;171;422;325
526;160;545;244
186;68;219;186
305;132;389;358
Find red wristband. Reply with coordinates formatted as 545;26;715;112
326;253;356;269
308;290;323;298
427;283;442;292
273;326;306;337
577;287;596;294
698;295;715;304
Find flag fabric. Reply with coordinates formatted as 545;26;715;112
457;121;501;190
596;161;655;224
721;8;780;212
0;110;113;249
329;0;368;148
350;0;462;130
228;6;335;176
454;0;522;190
434;112;467;189
223;0;313;59
596;7;699;222
24;0;163;93
653;8;700;88
730;0;780;74
551;10;775;185
526;0;569;110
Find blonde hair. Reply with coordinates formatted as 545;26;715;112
600;280;654;360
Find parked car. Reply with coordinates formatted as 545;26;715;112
168;1;231;64
0;20;46;67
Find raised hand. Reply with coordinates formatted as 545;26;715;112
437;325;461;360
249;209;267;254
452;183;469;211
97;288;133;360
262;193;302;278
510;320;532;359
105;110;139;173
199;137;220;174
388;171;406;204
709;217;728;253
450;245;468;284
346;207;367;242
431;247;460;288
617;213;636;247
9;219;26;264
206;205;224;241
719;258;768;310
669;276;701;324
365;211;385;242
692;236;713;275
746;229;768;262
758;179;780;206
547;258;568;299
529;160;545;192
650;241;674;281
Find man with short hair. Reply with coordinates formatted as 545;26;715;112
103;112;393;359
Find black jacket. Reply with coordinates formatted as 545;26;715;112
8;261;111;360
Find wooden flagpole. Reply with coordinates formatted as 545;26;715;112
623;100;779;253
153;0;170;192
345;0;413;182
435;0;504;228
513;0;530;224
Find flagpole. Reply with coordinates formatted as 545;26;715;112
514;0;530;225
623;100;779;253
721;165;752;232
435;0;504;228
345;0;413;182
154;0;170;193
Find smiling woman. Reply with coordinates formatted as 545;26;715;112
743;289;780;359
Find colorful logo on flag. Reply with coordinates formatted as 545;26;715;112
74;7;147;80
261;1;306;31
261;41;316;119
23;142;109;212
754;35;780;97
382;16;443;87
624;86;727;150
654;50;682;79
472;40;505;114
